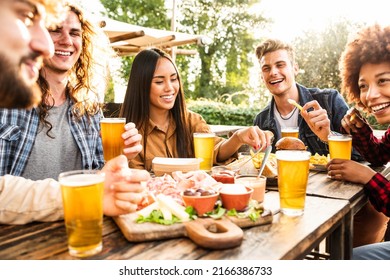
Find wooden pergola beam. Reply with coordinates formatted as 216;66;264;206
109;31;145;43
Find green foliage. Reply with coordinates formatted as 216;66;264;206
293;19;362;91
100;0;268;100
179;0;267;99
104;76;115;103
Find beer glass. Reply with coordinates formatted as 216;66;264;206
59;170;105;257
100;118;126;161
235;175;266;203
281;126;299;138
328;134;352;160
276;150;311;216
193;132;215;171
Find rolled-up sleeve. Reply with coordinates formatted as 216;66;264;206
0;175;63;224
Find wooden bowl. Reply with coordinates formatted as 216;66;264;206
219;184;253;211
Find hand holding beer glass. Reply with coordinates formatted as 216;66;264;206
59;170;105;257
193;132;215;171
276;150;311;216
100;118;126;162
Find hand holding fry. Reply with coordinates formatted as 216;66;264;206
341;108;364;134
300;100;331;142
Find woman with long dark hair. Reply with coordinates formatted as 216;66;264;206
120;48;273;171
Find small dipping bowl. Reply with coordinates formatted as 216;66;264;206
181;189;219;216
211;166;237;184
219;184;253;211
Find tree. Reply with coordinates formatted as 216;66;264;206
100;0;268;100
293;19;362;91
178;0;267;99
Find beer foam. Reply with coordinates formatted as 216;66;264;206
275;150;311;161
100;118;126;123
59;174;105;187
193;133;215;138
281;127;298;132
328;135;352;141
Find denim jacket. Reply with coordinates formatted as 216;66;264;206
253;83;362;161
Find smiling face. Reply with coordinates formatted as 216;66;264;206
0;0;54;108
358;62;390;124
44;10;82;74
149;57;179;113
259;49;299;96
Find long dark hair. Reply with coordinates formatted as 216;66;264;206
119;48;192;161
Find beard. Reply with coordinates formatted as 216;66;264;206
0;54;42;109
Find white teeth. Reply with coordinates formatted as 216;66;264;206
270;79;282;84
55;51;71;56
371;103;390;112
161;95;174;100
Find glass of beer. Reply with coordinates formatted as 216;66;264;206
59;170;105;258
328;134;352;160
193;132;215;171
235;175;266;203
100;118;126;162
281;126;299;138
276;150;311;216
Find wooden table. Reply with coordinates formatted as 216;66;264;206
0;190;351;260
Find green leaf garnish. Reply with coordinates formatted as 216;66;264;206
136;210;181;225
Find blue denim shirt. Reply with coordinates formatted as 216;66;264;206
253;83;362;161
0;99;104;176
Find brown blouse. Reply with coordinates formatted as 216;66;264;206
129;110;235;171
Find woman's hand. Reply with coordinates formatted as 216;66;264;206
341;108;365;134
122;122;143;160
327;158;376;184
235;126;274;151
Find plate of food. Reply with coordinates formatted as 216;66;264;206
309;153;329;172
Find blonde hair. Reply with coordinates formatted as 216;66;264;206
38;3;115;136
255;38;295;64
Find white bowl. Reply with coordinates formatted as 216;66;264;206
152;157;201;176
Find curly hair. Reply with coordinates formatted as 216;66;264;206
339;24;390;110
38;3;114;136
255;38;295;63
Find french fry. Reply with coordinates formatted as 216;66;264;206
287;99;303;111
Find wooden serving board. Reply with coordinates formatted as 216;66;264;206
113;209;273;249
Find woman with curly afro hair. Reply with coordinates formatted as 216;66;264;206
327;24;390;259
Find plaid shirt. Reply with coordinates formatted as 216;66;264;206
0;99;104;176
347;123;390;166
349;124;390;216
366;173;390;217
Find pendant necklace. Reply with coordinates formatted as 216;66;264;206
275;105;297;120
